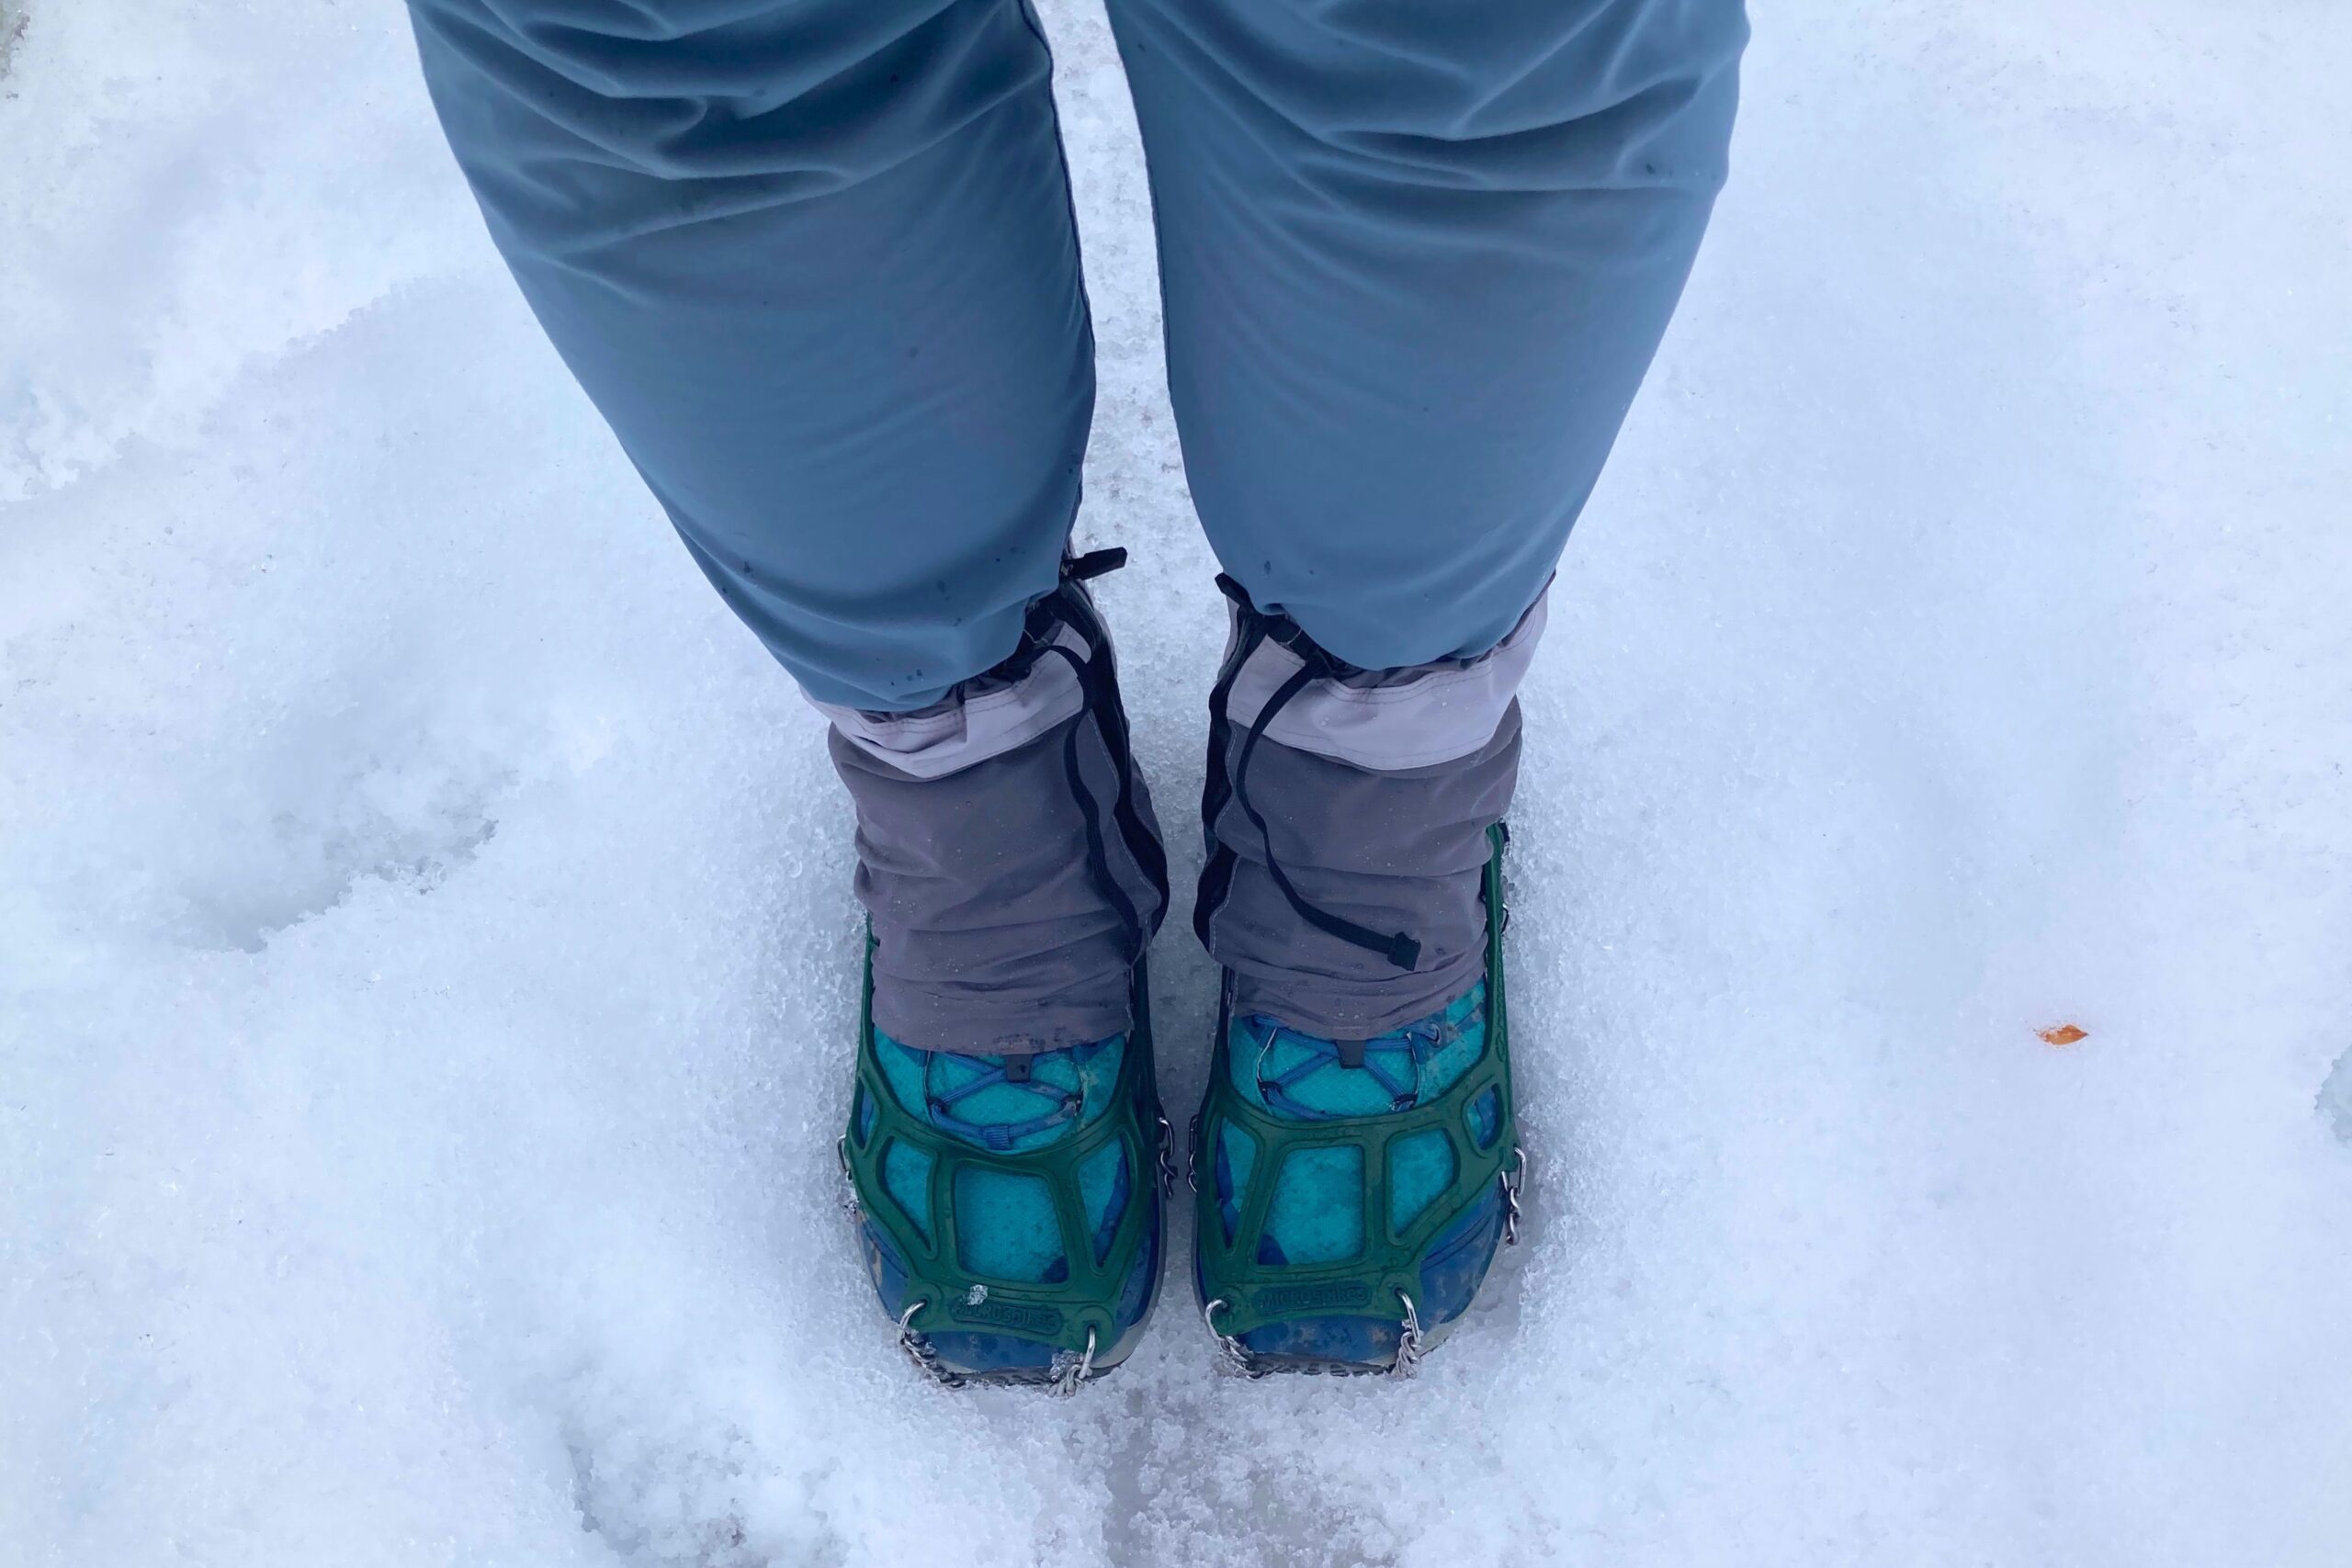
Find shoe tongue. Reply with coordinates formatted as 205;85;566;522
1235;1021;1420;1120
919;1037;1123;1153
1232;985;1490;1122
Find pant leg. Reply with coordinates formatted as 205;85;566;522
410;0;1165;1049
1108;0;1746;1032
1105;0;1746;666
407;0;1095;711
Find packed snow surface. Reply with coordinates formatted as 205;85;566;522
6;3;2351;1564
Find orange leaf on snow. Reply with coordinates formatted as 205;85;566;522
2037;1024;2088;1046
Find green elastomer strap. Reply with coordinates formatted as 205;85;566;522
843;945;1163;1356
1195;824;1517;1339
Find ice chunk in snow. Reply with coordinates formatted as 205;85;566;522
2323;1048;2352;1147
1;5;30;82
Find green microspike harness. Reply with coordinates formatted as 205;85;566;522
1190;823;1524;1376
840;953;1171;1392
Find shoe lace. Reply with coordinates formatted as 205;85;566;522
1247;1006;1474;1121
1214;575;1422;973
920;1039;1104;1151
1013;549;1169;960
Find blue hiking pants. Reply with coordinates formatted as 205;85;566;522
407;0;1746;714
409;0;1746;1047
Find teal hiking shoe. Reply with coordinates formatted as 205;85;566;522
1190;824;1526;1377
842;952;1171;1393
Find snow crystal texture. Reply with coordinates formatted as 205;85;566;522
6;2;2351;1564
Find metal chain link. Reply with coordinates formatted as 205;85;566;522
836;1135;864;1222
897;1301;966;1389
1046;1327;1099;1397
1500;1144;1528;1247
1390;1291;1426;1380
1203;1297;1261;1378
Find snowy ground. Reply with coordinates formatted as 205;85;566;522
6;2;2352;1564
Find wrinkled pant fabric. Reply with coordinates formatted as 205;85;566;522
407;0;1746;1047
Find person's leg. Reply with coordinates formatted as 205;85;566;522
407;0;1163;1053
408;0;1091;715
1107;0;1746;1032
1110;0;1747;1371
1112;0;1745;671
409;0;1170;1383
